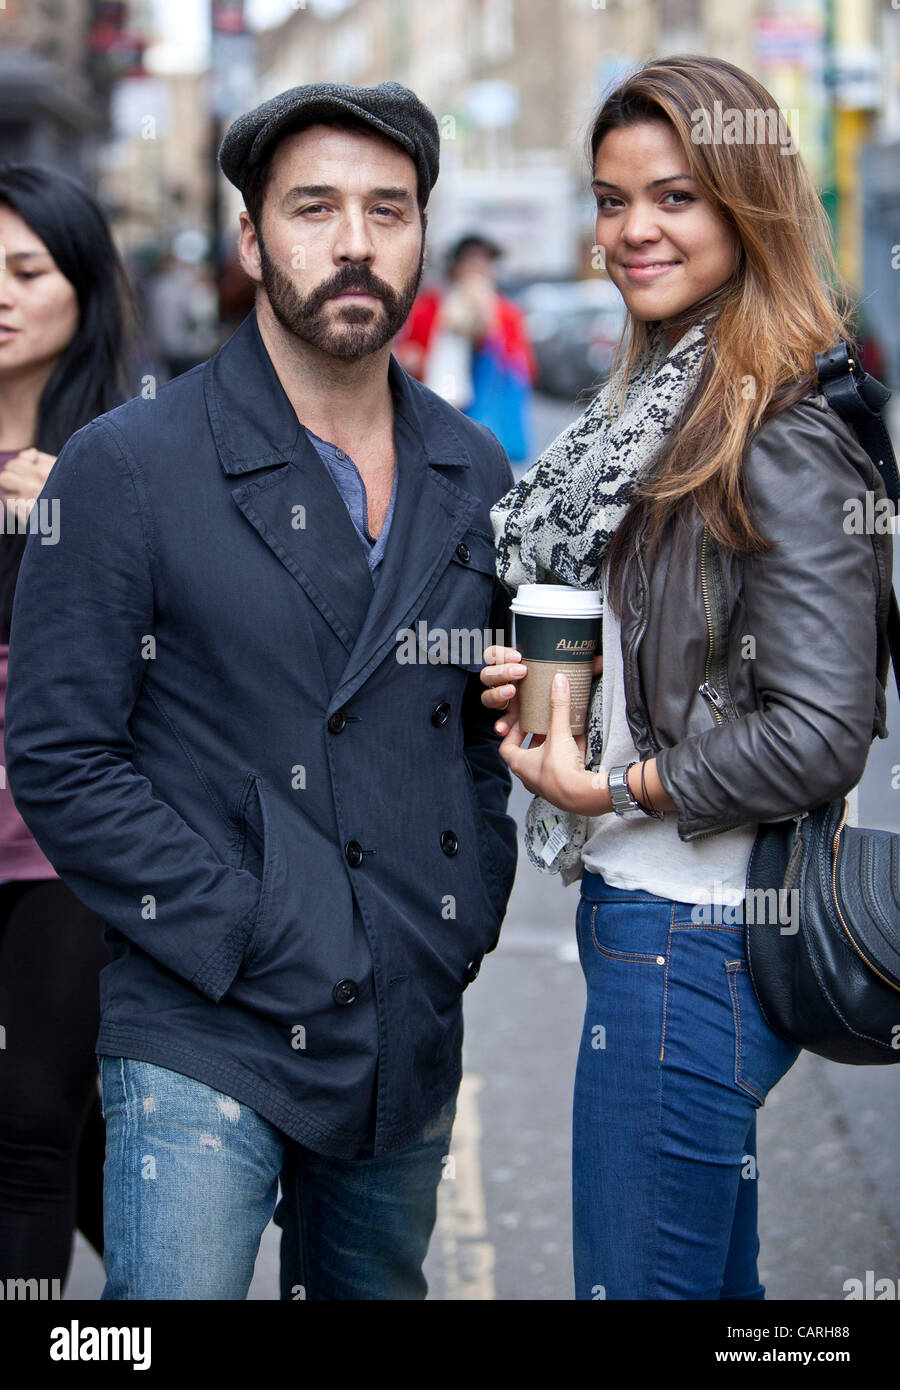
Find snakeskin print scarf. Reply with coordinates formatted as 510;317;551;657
489;311;715;881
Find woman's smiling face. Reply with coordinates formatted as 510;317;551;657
592;120;740;347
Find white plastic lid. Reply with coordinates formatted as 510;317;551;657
509;583;603;618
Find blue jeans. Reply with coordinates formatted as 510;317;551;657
98;1057;455;1299
572;872;800;1301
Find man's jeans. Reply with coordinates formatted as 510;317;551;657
98;1057;455;1299
573;872;801;1301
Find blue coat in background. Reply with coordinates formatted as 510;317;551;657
5;310;518;1158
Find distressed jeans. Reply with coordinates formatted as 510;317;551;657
98;1056;455;1300
572;871;800;1300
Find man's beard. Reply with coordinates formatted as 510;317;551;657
257;230;425;361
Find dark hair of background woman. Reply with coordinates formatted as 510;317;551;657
0;163;133;634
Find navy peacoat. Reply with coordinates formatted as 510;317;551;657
5;310;518;1158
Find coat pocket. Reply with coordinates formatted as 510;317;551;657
234;773;279;973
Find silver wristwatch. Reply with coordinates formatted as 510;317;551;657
608;761;646;819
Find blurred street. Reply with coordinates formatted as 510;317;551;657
63;393;900;1303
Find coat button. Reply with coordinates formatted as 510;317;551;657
431;702;451;727
456;542;470;563
463;959;480;984
344;840;364;868
440;830;459;856
328;710;347;734
333;979;359;1005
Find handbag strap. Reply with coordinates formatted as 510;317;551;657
814;341;900;703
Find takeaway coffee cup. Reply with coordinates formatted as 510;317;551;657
509;584;603;735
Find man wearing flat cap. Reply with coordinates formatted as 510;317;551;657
6;82;518;1299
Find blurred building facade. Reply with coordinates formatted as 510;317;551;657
0;0;100;173
1;0;897;378
96;69;213;257
244;0;899;328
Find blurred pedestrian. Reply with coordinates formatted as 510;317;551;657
395;234;536;462
482;55;892;1299
0;162;132;1289
143;249;219;382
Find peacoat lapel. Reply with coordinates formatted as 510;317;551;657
205;311;484;697
328;358;479;708
206;312;375;654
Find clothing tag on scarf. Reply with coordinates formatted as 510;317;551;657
538;812;569;867
525;795;588;880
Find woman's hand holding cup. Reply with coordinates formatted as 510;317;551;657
480;645;527;734
481;646;603;738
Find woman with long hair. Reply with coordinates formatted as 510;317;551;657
481;55;893;1299
0;162;132;1286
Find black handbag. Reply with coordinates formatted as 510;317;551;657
745;342;900;1065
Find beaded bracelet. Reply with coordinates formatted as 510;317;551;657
640;760;664;820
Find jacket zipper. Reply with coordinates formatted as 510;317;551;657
620;531;660;756
782;811;809;890
691;523;735;839
699;680;728;722
829;798;900;994
699;524;727;725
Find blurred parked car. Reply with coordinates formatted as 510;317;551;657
515;279;627;400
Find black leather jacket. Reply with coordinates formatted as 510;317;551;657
617;390;894;840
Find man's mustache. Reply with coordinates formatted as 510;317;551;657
308;267;396;312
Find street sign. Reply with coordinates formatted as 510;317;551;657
210;31;259;120
754;14;822;70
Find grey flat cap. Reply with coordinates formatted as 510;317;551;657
218;81;440;204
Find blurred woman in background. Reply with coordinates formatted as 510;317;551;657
0;163;132;1287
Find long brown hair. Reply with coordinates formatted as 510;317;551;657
593;55;855;611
